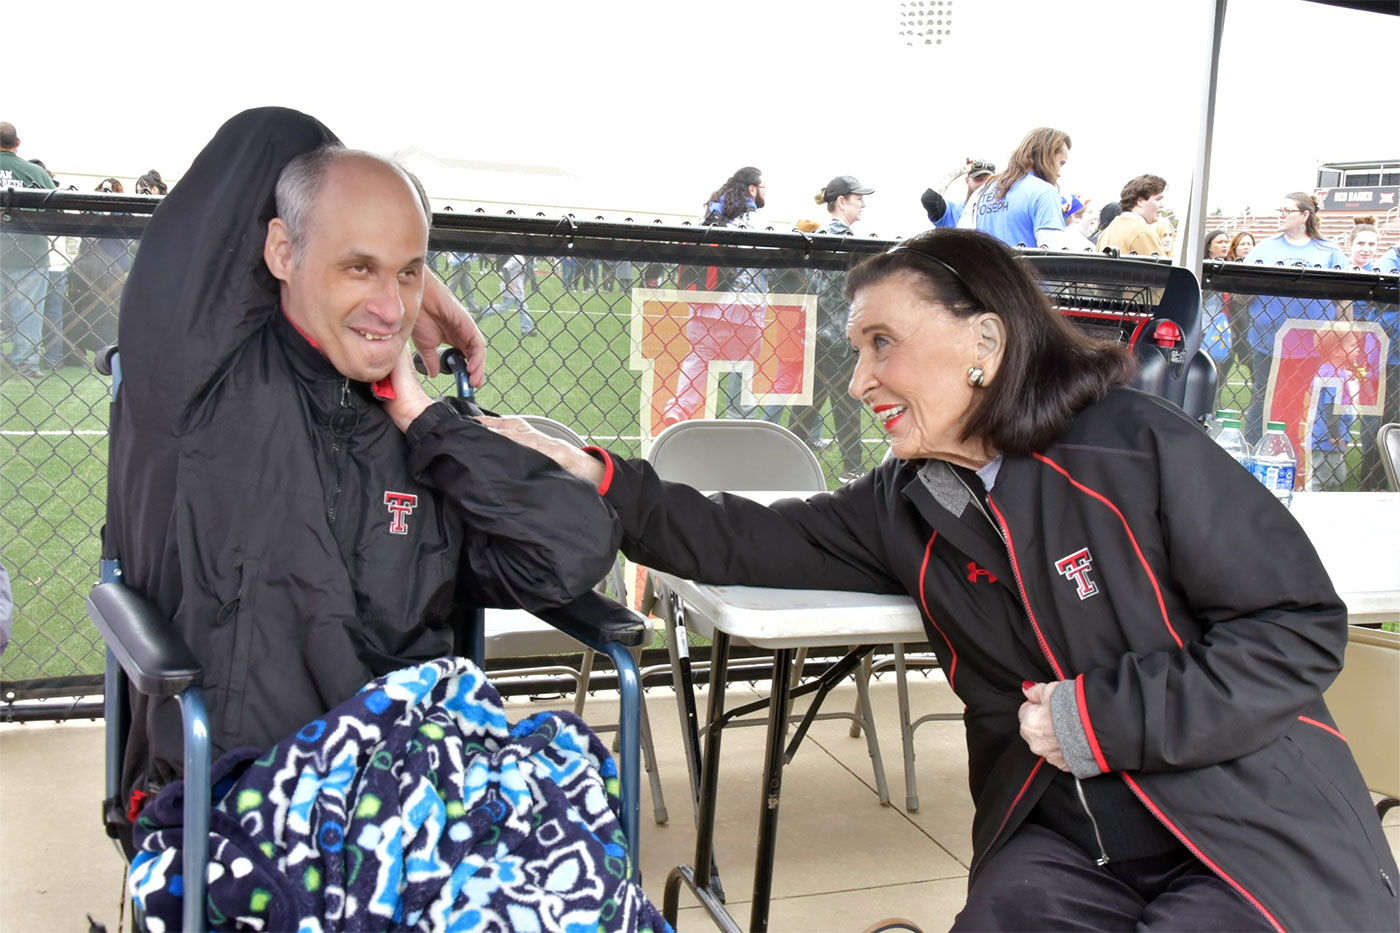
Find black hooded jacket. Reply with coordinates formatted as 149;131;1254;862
105;108;619;802
588;387;1397;932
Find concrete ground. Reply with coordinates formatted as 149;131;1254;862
2;673;1396;932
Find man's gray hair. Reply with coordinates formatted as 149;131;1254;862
274;144;432;262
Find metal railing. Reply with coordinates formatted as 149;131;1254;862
3;190;1397;708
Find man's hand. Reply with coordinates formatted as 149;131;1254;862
413;273;487;386
383;343;435;433
1019;681;1069;772
478;416;607;488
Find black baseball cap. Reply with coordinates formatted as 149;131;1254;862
821;175;875;202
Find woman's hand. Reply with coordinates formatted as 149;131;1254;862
382;343;435;433
413;273;487;386
1019;681;1069;772
478;416;607;488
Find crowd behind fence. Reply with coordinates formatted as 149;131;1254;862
2;193;1397;708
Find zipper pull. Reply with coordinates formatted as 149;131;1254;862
330;378;357;438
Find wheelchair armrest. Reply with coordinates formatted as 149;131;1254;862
534;589;648;650
87;583;203;698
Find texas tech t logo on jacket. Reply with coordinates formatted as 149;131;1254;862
383;491;418;535
1054;547;1099;599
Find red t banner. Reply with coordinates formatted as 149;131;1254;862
1262;319;1388;486
629;288;816;442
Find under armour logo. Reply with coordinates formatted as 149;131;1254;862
384;491;418;535
966;561;998;583
1054;548;1099;600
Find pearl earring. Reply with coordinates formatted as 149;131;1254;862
968;365;985;387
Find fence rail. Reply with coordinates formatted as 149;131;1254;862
3;191;1397;709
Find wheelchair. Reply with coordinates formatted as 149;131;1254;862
87;345;650;932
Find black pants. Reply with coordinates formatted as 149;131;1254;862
789;337;864;474
951;824;1273;932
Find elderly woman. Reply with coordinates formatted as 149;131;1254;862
489;229;1395;932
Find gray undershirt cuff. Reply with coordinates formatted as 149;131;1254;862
1050;680;1106;779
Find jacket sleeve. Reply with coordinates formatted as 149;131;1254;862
588;448;905;594
117;108;338;431
1072;408;1347;774
405;402;622;612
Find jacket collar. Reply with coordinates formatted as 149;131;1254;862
900;459;1014;588
273;306;344;384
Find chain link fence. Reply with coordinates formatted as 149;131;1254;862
3;192;1397;709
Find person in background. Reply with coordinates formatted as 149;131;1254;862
1057;195;1095;251
491;228;1396;933
0;122;57;378
479;254;538;339
1092;202;1121;247
1095;175;1168;257
66;178;135;357
27;159;79;370
1200;230;1233;368
1349;217;1399;489
135;170;168;195
1152;217;1176;259
1226;231;1255;261
969;128;1070;248
1205;229;1230;261
671;166;780;423
790;175;875;483
921;157;996;229
1239;192;1347;442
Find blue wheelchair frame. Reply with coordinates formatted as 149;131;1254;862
89;347;647;932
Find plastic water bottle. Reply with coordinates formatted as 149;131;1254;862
1206;409;1240;441
1214;418;1251;469
1249;422;1298;508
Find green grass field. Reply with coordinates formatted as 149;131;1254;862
0;259;889;687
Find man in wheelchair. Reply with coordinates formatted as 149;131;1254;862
105;108;621;840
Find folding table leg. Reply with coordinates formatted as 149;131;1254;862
665;630;733;928
895;644;920;812
749;647;796;933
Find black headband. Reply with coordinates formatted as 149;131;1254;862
885;244;973;294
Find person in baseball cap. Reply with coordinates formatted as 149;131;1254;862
922;157;996;228
816;175;875;206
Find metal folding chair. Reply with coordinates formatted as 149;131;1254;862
642;418;893;826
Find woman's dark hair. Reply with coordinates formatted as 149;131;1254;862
701;166;762;225
96;177;123;193
1204;229;1228;256
843;229;1134;456
136;169;168;194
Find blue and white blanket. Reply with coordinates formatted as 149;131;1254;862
129;658;670;932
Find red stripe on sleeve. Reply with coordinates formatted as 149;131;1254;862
1298;715;1347;742
581;446;616;496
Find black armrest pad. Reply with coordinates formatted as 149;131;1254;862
87;583;202;697
534;590;647;649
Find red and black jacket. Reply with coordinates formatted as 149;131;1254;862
591;387;1397;931
106;108;620;808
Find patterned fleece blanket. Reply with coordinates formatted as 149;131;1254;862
129;658;670;932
